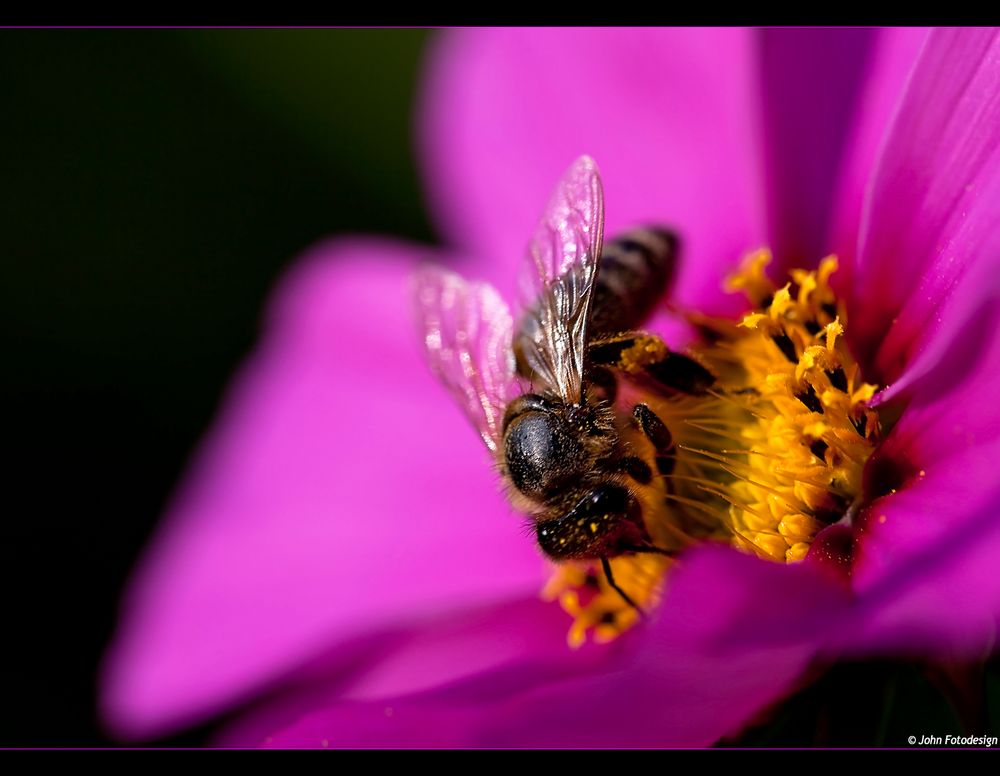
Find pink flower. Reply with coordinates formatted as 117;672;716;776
101;28;1000;747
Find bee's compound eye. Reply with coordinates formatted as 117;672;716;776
504;411;583;500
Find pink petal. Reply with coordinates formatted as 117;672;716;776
849;282;1000;656
258;547;830;748
827;27;929;289
845;494;1000;658
849;28;1000;387
100;239;546;739
218;594;621;747
419;28;767;317
758;28;886;269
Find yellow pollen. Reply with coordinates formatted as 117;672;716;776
617;335;670;373
544;249;881;646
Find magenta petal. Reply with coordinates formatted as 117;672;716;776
828;27;928;287
868;227;1000;406
758;28;883;269
846;490;1000;658
850;28;1000;385
218;594;621;747
855;295;1000;571
849;283;1000;653
260;547;830;748
419;28;766;315
100;239;545;739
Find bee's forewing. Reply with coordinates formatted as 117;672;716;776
413;265;519;453
516;155;605;403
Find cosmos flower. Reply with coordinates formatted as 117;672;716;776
101;28;1000;747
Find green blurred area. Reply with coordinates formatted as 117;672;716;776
3;29;433;417
181;30;431;221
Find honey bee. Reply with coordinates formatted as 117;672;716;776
414;156;714;609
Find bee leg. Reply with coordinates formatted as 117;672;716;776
633;403;677;479
645;351;716;395
600;556;645;617
594;454;653;485
587;332;715;395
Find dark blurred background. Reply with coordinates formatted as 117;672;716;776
2;28;995;748
2;29;433;746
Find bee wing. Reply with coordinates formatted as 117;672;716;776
516;155;605;403
414;264;520;453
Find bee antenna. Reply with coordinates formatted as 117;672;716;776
600;557;646;618
623;544;675;557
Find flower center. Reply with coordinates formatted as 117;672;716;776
544;251;881;646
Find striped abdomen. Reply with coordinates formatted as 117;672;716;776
589;227;678;336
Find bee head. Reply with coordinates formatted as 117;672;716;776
501;394;614;502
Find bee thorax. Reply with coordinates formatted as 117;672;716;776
502;394;617;503
504;413;583;499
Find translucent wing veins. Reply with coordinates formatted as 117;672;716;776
414;265;518;453
515;155;606;403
